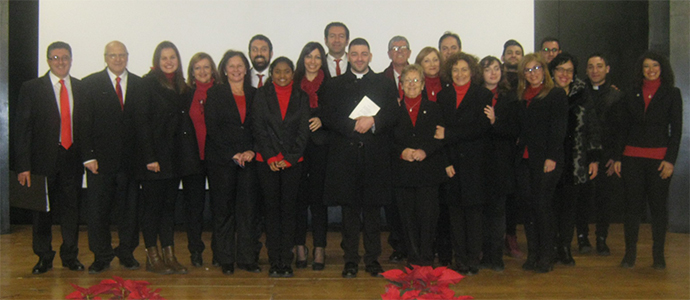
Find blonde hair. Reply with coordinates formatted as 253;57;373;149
517;53;554;100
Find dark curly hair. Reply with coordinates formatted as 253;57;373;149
441;52;480;85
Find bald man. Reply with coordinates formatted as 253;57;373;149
81;41;143;273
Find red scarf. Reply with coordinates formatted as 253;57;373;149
491;87;498;107
642;77;661;112
300;70;324;108
425;76;442;102
274;81;293;120
164;72;175;83
404;94;422;126
453;81;471;108
522;84;543;159
190;79;213;160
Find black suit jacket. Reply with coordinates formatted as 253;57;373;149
515;87;569;170
133;74;183;180
80;69;141;175
614;85;683;164
252;83;311;166
14;72;84;177
320;69;399;206
204;84;257;167
437;83;493;206
392;95;447;187
176;86;213;177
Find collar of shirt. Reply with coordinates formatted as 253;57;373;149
49;71;74;114
327;52;347;76
107;68;128;102
393;68;402;86
251;68;269;87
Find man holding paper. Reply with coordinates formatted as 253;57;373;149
320;38;399;278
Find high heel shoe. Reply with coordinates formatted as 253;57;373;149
295;245;308;269
312;247;326;271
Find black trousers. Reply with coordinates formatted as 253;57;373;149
516;159;561;264
505;193;520;236
385;199;406;255
257;162;302;265
140;178;179;248
554;179;592;247
33;147;82;262
181;167;207;254
482;192;506;265
621;156;670;261
448;204;482;268
577;164;622;239
295;142;328;248
341;204;382;265
434;184;453;263
86;170;140;263
395;185;439;266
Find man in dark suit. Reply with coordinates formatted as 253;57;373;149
80;41;142;274
14;41;85;274
248;34;273;88
382;35;410;100
320;38;399;278
324;22;349;77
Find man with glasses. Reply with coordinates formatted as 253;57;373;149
540;37;561;63
15;41;85;274
80;41;143;274
383;35;411;100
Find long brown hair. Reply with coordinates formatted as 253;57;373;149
150;41;187;94
517;53;553;100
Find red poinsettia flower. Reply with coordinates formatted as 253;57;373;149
380;265;470;300
128;286;165;300
65;282;111;300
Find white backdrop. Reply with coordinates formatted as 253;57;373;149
38;0;534;78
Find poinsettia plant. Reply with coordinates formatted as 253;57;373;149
381;265;473;300
66;276;165;300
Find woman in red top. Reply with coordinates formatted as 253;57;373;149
252;57;310;277
613;51;682;270
514;53;568;273
179;52;220;269
293;42;331;270
414;47;443;102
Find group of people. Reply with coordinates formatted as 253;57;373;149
14;21;682;279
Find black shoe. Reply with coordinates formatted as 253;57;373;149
237;263;262;273
32;257;53;274
63;259;85;271
118;256;140;270
190;252;203;267
312;261;325;271
295;246;308;269
281;265;294;278
559;246;575;266
389;251;406;263
212;257;220;267
342;262;358;278
88;261;110;274
452;263;470;275
269;264;282;277
221;264;234;275
652;261;666;270
522;256;537;271
620;252;636;269
439;259;452;267
578;235;592;254
535;261;554;273
596;237;611;256
365;261;384;277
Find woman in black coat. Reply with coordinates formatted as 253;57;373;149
613;51;682;270
134;41;188;274
478;56;519;272
292;42;331;270
514;53;568;273
436;52;493;275
548;53;602;266
178;52;220;268
392;64;447;266
204;50;260;275
252;57;311;277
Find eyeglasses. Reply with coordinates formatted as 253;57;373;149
554;67;574;75
391;46;409;52
106;53;128;60
523;65;543;74
404;78;421;84
49;55;71;62
541;48;559;53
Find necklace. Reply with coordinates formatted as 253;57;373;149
406;98;422;112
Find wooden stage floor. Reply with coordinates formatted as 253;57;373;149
0;224;688;299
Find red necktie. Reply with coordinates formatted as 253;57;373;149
257;74;264;88
59;79;72;149
397;75;403;99
335;59;341;76
115;76;124;110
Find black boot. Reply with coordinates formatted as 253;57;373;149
596;236;610;256
559;246;575;266
577;235;592;254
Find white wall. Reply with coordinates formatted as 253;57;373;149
39;0;534;78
